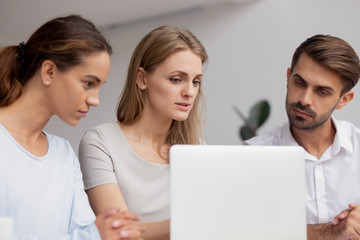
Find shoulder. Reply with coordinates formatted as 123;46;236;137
335;119;359;129
45;132;79;169
81;122;119;142
46;132;73;152
87;122;119;134
334;119;360;137
79;122;124;155
245;123;288;146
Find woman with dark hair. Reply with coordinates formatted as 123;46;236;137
0;15;144;239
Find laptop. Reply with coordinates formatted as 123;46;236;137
170;145;306;240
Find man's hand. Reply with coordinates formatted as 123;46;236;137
308;204;360;240
323;203;360;240
332;204;358;226
95;208;146;240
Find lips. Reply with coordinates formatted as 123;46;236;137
176;102;191;111
293;108;312;118
78;110;88;117
177;102;190;107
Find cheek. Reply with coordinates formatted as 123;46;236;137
194;87;200;97
147;87;170;106
64;87;87;109
193;89;200;103
153;84;177;100
320;99;336;111
287;87;301;102
285;91;293;104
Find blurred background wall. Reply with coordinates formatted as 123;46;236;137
1;0;360;154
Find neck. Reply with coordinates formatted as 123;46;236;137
121;103;173;148
0;78;52;141
131;112;172;146
119;108;173;164
290;118;336;159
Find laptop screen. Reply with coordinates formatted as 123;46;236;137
170;145;306;240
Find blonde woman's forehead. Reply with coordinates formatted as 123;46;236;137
154;50;203;75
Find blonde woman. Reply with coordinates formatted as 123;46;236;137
79;25;208;239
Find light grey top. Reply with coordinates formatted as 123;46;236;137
79;122;170;222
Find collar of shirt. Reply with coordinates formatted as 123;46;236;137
331;117;353;160
278;117;353;162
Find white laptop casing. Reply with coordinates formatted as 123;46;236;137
170;145;306;240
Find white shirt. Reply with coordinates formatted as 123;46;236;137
0;124;100;239
245;118;360;224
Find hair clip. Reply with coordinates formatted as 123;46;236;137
16;42;26;63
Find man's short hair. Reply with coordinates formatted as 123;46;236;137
290;35;360;95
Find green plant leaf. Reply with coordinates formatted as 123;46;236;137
249;100;270;128
240;125;256;141
232;105;250;125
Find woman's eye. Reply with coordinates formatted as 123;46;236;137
193;80;201;86
84;81;94;87
170;77;181;83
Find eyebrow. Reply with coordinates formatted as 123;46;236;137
170;70;203;78
85;74;101;83
293;73;334;92
293;73;305;82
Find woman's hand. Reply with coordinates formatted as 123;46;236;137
95;208;146;240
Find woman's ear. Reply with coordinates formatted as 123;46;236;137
336;91;354;109
41;60;57;86
136;67;148;90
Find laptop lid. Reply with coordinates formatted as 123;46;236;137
170;145;306;240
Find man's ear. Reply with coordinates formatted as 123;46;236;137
41;60;57;86
286;68;291;87
136;67;148;90
336;91;354;109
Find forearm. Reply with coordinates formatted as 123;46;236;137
307;223;335;240
134;219;170;240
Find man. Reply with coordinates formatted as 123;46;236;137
245;34;360;239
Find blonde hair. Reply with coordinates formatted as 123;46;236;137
116;25;208;145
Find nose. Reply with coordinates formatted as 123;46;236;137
87;91;100;107
182;82;197;98
298;89;312;106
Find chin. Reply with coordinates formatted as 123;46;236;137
64;119;80;126
173;115;189;122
